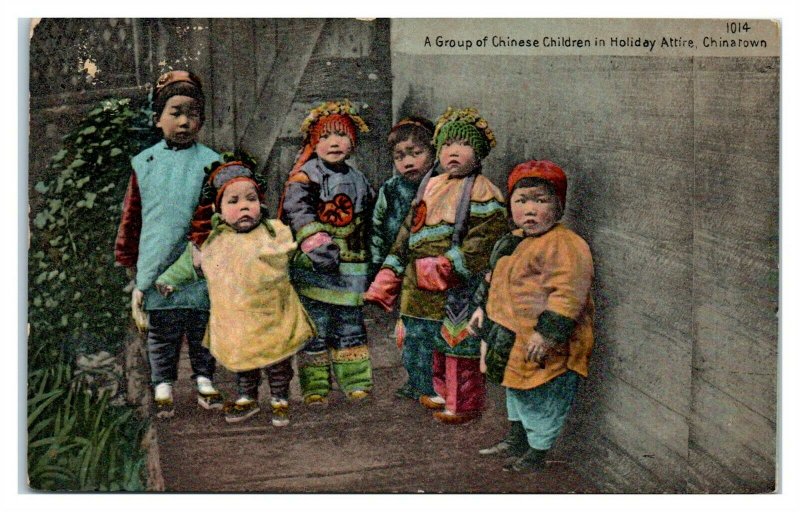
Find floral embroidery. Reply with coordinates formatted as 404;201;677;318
317;193;354;227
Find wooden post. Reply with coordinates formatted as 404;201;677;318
208;19;237;152
232;19;257;150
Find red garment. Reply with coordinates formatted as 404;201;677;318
414;255;459;292
114;173;142;268
364;268;403;312
432;350;485;414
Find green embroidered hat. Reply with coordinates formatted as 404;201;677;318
432;107;497;159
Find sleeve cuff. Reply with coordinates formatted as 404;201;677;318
295;221;327;243
381;254;406;275
535;310;577;344
444;246;470;281
471;280;490;309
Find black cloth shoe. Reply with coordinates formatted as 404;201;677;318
478;421;527;457
503;448;548;473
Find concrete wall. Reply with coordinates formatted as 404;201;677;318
391;50;778;492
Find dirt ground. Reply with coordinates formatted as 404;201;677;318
155;307;598;493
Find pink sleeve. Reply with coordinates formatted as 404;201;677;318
364;268;403;311
414;256;460;292
300;232;333;253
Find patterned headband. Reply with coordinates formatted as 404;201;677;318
211;164;253;189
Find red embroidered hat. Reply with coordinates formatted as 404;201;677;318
152;70;205;117
154;70;203;95
207;161;263;209
289;100;370;177
507;160;567;208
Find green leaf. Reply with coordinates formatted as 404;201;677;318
27;416;54;442
109;148;123;157
68;159;85;169
84;192;97;209
27;388;65;427
33;212;49;230
80;126;97;136
51;149;67;162
34;181;49;194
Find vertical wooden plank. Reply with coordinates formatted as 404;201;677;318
689;57;778;493
239;19;325;172
209;18;236;152
253;19;277;94
189;18;214;147
232;19;257;149
155;19;170;72
315;18;373;57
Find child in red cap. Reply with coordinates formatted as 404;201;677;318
467;160;595;472
156;158;316;426
278;100;375;406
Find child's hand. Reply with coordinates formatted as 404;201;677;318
526;331;556;369
467;307;485;336
131;288;148;332
191;243;203;268
155;283;175;297
479;340;488;374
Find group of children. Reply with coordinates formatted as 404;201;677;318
114;70;595;473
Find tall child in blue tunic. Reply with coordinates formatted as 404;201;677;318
115;71;223;418
369;117;437;400
278;100;375;406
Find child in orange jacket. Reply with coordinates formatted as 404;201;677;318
468;160;595;472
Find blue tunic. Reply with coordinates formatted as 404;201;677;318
369;173;420;274
132;140;219;310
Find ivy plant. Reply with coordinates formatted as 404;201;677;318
29;98;159;366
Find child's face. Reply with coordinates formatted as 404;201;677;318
510;185;560;236
440;139;478;177
156;95;202;146
316;131;353;165
219;180;262;233
392;138;433;182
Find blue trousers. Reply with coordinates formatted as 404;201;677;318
398;315;437;396
506;370;579;450
146;308;215;385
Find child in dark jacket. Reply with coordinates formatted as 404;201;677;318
366;107;507;424
369;117;438;400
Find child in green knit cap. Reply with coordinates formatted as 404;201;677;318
366;107;507;424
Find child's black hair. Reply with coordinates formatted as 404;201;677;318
509;177;564;219
152;81;206;125
388;116;436;152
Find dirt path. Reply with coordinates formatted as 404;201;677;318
155;309;597;493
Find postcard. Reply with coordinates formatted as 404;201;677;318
26;17;779;494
